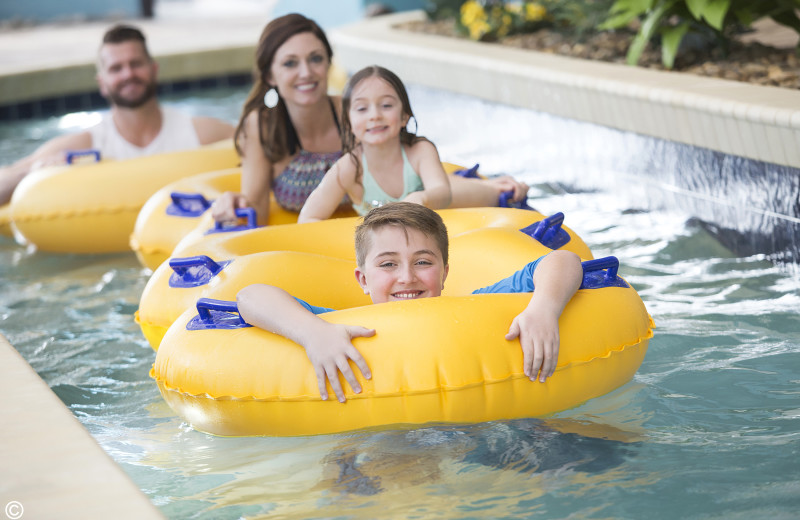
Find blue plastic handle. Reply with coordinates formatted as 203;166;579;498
187;298;252;331
66;149;101;164
208;207;258;234
498;191;534;210
195;298;246;323
168;255;232;288
452;163;480;179
580;256;629;289
519;212;570;249
167;192;212;217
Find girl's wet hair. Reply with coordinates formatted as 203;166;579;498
235;13;333;162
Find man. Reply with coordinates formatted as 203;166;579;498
0;24;235;205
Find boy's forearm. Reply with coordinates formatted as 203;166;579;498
237;284;330;347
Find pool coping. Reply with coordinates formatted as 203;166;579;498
330;10;800;170
0;334;164;519
0;17;264;108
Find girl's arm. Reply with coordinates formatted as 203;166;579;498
450;175;530;207
504;250;582;383
404;140;452;209
237;283;373;402
212;110;273;226
298;157;356;223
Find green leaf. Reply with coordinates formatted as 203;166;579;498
626;0;677;65
702;0;731;30
685;0;709;21
660;22;690;68
731;6;755;26
599;0;653;29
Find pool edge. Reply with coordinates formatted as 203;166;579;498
0;333;164;519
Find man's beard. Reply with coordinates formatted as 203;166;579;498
107;79;157;109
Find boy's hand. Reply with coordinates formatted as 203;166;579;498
505;303;560;383
304;323;374;402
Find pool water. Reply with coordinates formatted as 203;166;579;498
2;86;799;519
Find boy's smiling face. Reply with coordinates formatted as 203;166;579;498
355;224;449;304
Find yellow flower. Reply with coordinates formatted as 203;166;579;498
460;1;486;27
468;20;491;40
524;2;546;22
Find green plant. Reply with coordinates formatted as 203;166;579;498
540;0;618;39
601;0;800;69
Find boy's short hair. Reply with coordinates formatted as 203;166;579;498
101;24;151;60
355;202;449;267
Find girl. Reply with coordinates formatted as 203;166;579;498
299;65;452;222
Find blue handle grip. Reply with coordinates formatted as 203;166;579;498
452;163;480;179
66;149;101;164
580;256;628;289
167;192;212;217
186;298;252;331
208;207;258;234
195;298;246;324
519;212;570;249
498;191;534;210
168;255;231;288
531;212;564;240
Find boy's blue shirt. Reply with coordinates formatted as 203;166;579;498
295;256;545;315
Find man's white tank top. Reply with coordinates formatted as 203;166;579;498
89;106;201;160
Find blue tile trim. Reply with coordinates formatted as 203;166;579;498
0;73;252;121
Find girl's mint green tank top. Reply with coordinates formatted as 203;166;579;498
353;147;424;216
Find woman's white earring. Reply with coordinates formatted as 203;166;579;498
264;88;279;108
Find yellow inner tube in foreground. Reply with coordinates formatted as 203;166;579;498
9;142;238;253
153;268;654;437
136;209;594;350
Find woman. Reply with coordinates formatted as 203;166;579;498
211;13;528;226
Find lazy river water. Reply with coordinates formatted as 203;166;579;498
1;85;799;519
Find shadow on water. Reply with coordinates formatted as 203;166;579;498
321;419;638;497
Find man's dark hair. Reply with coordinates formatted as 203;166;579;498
101;24;150;59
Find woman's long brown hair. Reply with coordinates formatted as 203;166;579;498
234;13;333;164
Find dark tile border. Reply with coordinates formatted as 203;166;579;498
0;72;252;121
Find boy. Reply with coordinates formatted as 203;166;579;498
238;202;583;403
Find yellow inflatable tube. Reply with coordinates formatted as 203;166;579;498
170;206;592;264
9;141;238;253
0;205;12;238
130;167;357;270
136;209;594;349
131;162;473;270
153;267;654;437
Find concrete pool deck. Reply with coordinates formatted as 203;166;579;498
1;4;798;516
0;0;275;108
0;334;164;519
